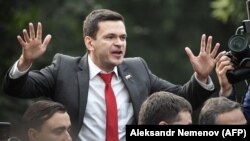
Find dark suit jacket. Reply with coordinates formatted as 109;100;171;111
3;53;214;140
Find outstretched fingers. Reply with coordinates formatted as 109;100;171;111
23;29;30;43
17;35;26;48
185;47;194;61
211;43;220;59
206;36;212;54
200;34;206;53
29;23;35;40
37;22;42;40
42;34;52;48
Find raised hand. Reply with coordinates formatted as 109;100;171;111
17;22;52;71
185;34;221;83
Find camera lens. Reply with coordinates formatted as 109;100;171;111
228;35;249;58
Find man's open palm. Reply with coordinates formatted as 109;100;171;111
17;22;51;64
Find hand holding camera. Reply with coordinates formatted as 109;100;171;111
226;32;250;84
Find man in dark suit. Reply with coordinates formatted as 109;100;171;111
3;9;221;141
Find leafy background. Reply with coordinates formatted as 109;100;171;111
0;0;247;137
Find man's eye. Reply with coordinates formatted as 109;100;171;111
120;36;126;40
67;127;71;132
106;36;113;39
54;129;64;135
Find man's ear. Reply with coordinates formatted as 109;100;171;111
84;36;95;51
159;121;168;125
27;128;39;141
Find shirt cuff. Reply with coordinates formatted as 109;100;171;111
194;73;215;91
9;60;31;79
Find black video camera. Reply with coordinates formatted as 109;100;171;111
226;0;250;84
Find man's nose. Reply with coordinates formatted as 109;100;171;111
64;131;72;141
114;38;125;46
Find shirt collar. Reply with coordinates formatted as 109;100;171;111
88;55;119;80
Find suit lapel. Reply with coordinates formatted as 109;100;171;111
77;54;89;131
118;64;141;121
76;56;142;127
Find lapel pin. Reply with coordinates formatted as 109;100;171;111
125;74;132;80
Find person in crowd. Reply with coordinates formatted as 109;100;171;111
3;9;222;140
215;52;250;122
21;100;72;141
199;96;247;124
138;91;192;125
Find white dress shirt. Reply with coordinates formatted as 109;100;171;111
78;56;134;141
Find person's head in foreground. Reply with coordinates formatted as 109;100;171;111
22;100;72;141
199;97;247;125
138;91;193;125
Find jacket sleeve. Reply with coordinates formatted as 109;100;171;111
2;54;61;98
138;57;215;110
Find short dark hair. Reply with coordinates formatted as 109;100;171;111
22;100;67;130
138;91;192;124
199;97;242;124
83;9;124;39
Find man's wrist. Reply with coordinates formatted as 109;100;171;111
195;72;208;84
194;73;214;91
17;55;32;71
9;60;31;79
219;86;233;97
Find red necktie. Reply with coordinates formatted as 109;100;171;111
99;72;119;141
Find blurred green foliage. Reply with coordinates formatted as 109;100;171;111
0;0;247;136
211;0;246;23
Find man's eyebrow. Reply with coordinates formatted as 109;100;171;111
52;124;71;130
51;126;67;132
104;33;127;36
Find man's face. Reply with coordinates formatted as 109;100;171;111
87;20;127;72
29;112;72;141
216;108;247;125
